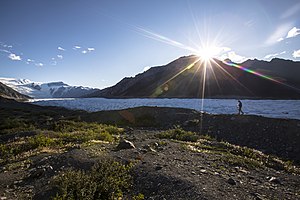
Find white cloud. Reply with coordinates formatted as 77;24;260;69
26;58;34;64
57;54;63;59
1;44;12;48
8;53;21;61
58;46;66;51
87;47;95;52
292;49;300;58
277;37;284;42
219;51;248;63
143;66;151;72
82;50;87;54
286;27;300;38
35;63;43;67
0;49;11;54
221;47;231;52
264;51;286;59
73;45;81;50
265;23;292;44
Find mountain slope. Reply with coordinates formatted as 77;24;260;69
0;82;30;100
87;56;300;99
0;78;99;98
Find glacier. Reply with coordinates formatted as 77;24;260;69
30;98;300;120
0;77;98;98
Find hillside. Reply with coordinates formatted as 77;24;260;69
87;56;300;99
0;78;99;98
0;82;30;100
0;97;299;199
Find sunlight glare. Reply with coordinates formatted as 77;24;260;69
197;46;220;61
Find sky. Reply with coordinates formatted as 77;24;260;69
0;0;300;89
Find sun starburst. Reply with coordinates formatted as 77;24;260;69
196;46;220;61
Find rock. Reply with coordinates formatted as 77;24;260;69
29;168;46;179
155;165;163;171
268;177;281;184
251;192;265;200
0;197;7;200
142;144;156;152
116;139;135;150
227;178;236;185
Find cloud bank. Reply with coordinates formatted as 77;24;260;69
264;51;286;59
293;49;300;58
286;27;300;38
219;51;248;63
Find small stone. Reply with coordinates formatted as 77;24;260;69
191;171;196;175
142;144;156;152
227;178;236;185
116;139;135;150
1;197;7;200
269;177;281;184
155;166;163;171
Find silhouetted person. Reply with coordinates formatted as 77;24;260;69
237;100;244;115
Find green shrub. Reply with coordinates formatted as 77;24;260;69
59;130;113;143
158;128;199;142
133;193;145;200
53;158;133;200
28;134;56;149
53;170;97;200
51;120;122;134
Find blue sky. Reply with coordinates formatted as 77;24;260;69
1;0;300;88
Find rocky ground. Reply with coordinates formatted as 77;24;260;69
0;98;299;199
1;129;299;199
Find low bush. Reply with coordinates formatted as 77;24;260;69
53;158;133;200
158;128;199;142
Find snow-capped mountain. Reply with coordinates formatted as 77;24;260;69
0;78;99;98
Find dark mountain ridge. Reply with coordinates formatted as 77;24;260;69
0;82;30;100
87;56;300;99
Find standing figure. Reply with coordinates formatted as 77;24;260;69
237;100;244;115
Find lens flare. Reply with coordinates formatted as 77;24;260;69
223;60;300;91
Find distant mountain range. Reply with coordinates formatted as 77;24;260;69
2;56;300;100
0;78;99;99
86;56;300;99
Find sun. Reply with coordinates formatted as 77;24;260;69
196;46;220;61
